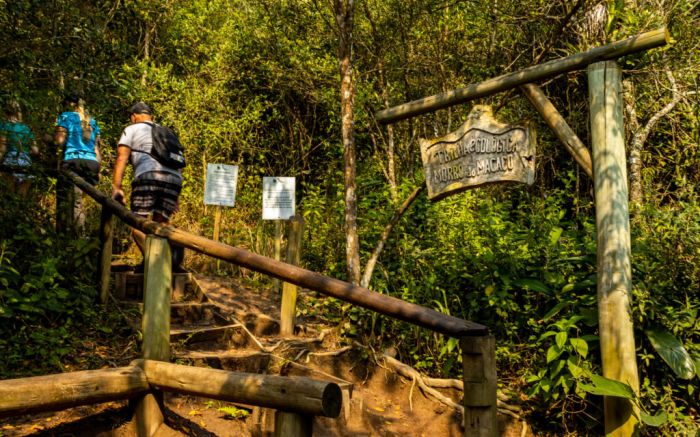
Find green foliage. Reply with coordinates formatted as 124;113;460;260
645;328;696;380
217;405;250;420
580;374;668;428
0;182;104;376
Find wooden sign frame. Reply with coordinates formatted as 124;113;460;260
420;106;536;200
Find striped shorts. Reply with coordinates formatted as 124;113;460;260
131;172;182;220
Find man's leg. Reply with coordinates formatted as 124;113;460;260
73;185;86;235
152;212;185;272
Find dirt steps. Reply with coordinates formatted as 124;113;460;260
109;271;472;436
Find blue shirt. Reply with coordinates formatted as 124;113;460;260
56;111;100;161
1;120;34;167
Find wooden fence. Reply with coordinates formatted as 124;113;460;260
0;168;497;437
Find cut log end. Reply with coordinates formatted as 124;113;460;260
321;383;343;418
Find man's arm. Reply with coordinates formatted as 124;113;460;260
112;145;130;204
94;135;102;162
54;126;67;146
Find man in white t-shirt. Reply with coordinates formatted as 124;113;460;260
111;102;185;271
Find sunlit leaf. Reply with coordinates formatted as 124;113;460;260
549;227;563;246
546;344;563;363
645;329;696;379
570;338;588;358
555;331;567;349
580;374;635;399
640;410;668;427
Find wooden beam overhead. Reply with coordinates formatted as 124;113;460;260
376;27;668;124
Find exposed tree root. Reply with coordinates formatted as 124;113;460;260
379;354;522;420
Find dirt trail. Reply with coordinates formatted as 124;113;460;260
1;275;527;436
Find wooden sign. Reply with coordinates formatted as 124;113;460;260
420;106;536;200
204;164;239;206
263;177;295;220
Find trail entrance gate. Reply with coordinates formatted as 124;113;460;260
376;27;668;437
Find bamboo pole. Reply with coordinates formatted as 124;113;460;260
520;83;593;178
376;27;668;124
461;335;497;437
135;235;172;437
137;360;341;418
588;60;639;436
0;366;149;417
98;206;115;305
280;215;304;336
67;172;487;338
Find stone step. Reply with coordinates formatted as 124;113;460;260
174;349;273;374
171;302;228;325
170;323;254;348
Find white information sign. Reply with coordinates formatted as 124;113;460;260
204;164;239;207
263;177;295;220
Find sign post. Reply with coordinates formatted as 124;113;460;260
262;177;296;221
263;177;296;294
204;164;239;272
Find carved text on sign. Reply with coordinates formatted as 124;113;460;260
420;106;535;200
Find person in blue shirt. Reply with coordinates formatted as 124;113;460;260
0;100;38;196
54;92;102;233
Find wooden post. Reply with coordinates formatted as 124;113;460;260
98;206;114;305
273;220;283;293
135;235;172;437
520;83;594;178
461;335;497;437
275;412;312;437
213;206;222;242
211;205;222;272
588;60;639;436
280;215;303;336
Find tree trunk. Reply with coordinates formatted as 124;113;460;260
624;69;683;207
335;0;360;284
379;62;398;201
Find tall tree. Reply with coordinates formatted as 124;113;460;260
335;0;360;284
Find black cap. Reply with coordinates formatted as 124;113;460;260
130;101;152;115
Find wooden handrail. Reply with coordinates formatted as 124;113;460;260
137;360;341;418
0;365;150;417
0;361;342;419
67;171;488;338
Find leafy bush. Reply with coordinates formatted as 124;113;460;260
0;181;104;376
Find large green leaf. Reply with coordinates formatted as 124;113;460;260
569;338;588;357
645;329;696;379
640;410;668;427
580;374;635;399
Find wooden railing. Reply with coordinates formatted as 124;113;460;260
0;168;497;437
